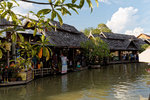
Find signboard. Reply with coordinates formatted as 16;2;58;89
61;56;67;74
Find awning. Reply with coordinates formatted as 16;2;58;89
139;47;150;63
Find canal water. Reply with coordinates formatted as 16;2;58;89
0;63;150;100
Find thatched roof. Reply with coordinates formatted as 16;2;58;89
45;21;88;48
0;17;88;47
94;32;146;51
0;17;10;29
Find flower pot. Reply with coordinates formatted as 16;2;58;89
10;78;16;82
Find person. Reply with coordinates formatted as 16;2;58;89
40;61;43;68
10;61;15;67
37;61;41;69
146;68;150;73
136;53;139;61
126;53;129;61
52;53;58;72
3;66;8;82
130;53;134;61
69;60;73;69
32;56;37;69
60;53;68;74
77;62;81;68
122;54;126;61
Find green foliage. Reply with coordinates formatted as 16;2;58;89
18;34;36;58
0;0;21;24
82;27;94;36
81;37;110;63
140;44;150;53
0;49;2;59
37;35;53;61
96;23;112;33
0;0;99;37
0;40;6;59
16;57;32;70
17;34;53;68
0;0;98;63
83;23;112;36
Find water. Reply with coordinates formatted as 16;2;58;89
0;63;150;100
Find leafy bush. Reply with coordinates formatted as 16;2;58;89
140;44;150;53
81;37;109;64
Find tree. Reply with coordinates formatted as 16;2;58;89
96;23;112;33
0;0;99;36
0;40;6;59
0;0;99;65
17;34;52;69
82;27;94;36
81;37;109;64
140;44;150;53
83;23;112;36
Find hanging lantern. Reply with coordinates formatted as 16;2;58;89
5;42;11;51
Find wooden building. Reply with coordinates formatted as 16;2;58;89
44;21;88;70
22;20;89;73
137;33;150;39
94;32;146;63
45;21;88;48
137;33;150;45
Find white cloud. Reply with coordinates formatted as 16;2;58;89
98;0;111;4
12;1;34;16
125;27;144;37
106;7;138;33
17;1;34;10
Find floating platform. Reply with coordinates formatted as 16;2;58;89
0;79;33;87
0;70;33;87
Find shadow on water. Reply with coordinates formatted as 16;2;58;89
0;63;150;100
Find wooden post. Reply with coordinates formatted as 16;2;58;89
7;51;9;67
5;42;11;67
12;42;16;62
118;51;121;61
73;48;75;70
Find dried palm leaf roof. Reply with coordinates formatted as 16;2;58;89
0;17;10;29
22;19;88;47
94;32;146;51
45;21;88;47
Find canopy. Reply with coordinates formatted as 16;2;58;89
139;47;150;63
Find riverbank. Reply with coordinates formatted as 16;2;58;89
0;70;33;87
0;62;141;87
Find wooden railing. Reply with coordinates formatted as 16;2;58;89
26;70;33;82
33;68;51;77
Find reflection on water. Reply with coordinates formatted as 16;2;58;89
0;63;150;100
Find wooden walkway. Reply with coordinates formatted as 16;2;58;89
0;70;33;87
108;60;139;64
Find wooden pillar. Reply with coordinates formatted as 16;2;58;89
7;51;10;67
118;51;121;61
73;48;76;69
5;42;11;67
12;32;17;62
12;42;16;61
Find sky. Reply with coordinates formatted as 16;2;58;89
12;0;150;36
